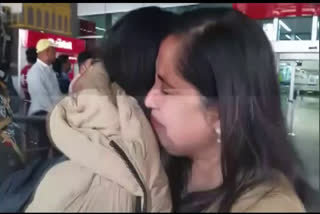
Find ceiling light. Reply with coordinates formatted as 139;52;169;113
95;27;106;32
285;34;291;40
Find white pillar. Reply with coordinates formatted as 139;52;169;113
287;63;296;136
273;18;279;41
311;16;318;41
17;29;22;98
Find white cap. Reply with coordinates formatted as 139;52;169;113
36;39;56;53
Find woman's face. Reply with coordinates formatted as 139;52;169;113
145;35;219;157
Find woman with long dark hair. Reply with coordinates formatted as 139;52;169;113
145;9;307;212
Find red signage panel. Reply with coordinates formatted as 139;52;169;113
21;29;86;55
233;3;320;19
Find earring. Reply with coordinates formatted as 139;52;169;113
215;127;221;144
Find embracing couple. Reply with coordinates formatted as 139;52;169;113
25;7;307;213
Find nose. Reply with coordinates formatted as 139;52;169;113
145;86;160;109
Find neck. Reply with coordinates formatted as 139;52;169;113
188;143;223;193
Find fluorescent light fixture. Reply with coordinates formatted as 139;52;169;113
77;35;104;39
285;34;291;40
295;35;302;40
279;20;292;32
95;27;106;32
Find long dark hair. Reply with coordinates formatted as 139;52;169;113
163;9;310;212
102;7;177;100
77;51;93;68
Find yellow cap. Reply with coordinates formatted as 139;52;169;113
36;39;56;53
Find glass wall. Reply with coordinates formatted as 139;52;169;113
277;56;319;193
278;16;313;41
257;15;320;42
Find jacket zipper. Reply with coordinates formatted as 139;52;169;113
110;140;147;212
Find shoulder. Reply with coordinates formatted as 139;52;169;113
26;160;135;212
25;161;95;210
27;64;40;77
21;65;29;74
26;161;93;211
29;62;39;70
36;160;95;191
232;171;305;212
243;191;305;212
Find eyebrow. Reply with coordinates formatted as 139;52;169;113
157;74;175;88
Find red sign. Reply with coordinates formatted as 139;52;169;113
80;19;96;36
21;29;86;55
233;3;320;19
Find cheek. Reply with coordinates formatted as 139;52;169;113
158;97;212;156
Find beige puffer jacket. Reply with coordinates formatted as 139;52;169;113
25;61;172;212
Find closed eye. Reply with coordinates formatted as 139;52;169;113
161;89;170;95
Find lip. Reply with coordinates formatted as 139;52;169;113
150;115;163;129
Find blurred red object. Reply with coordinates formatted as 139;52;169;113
233;3;320;19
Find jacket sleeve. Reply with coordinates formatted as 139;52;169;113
25;161;136;212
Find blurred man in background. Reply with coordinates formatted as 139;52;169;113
27;39;62;116
26;39;62;158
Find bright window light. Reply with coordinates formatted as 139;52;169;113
95;27;106;32
279;20;292;32
285;34;291;40
295;35;302;40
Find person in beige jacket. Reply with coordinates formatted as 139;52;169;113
25;60;171;212
25;7;178;212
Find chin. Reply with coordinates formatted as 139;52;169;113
157;135;174;154
155;129;184;156
159;138;184;157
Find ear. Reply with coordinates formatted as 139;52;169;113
205;106;220;131
214;120;221;135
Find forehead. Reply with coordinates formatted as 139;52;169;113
157;35;183;77
156;35;199;92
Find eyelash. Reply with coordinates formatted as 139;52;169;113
161;89;170;95
157;78;171;95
